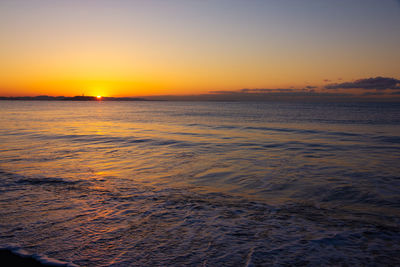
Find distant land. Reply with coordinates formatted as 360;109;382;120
0;95;148;101
1;93;400;102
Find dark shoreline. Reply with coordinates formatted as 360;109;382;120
0;96;147;101
0;249;75;267
0;249;49;266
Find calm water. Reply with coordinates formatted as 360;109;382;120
0;101;399;266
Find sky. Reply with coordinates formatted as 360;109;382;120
0;0;399;98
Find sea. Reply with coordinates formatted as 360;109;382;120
0;101;399;266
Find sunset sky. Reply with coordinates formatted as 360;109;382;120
1;0;399;97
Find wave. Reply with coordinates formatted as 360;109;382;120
1;101;399;265
15;177;80;186
1;176;399;266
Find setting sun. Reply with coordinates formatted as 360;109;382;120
0;1;399;266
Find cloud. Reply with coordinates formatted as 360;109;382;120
362;92;387;96
325;77;400;90
147;84;400;101
209;88;301;94
188;78;400;101
217;87;318;93
201;87;354;101
209;90;239;94
304;86;317;90
239;88;297;93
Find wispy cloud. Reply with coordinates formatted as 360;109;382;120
362;92;387;96
325;77;400;90
210;87;315;94
201;87;353;101
146;77;400;101
239;88;298;93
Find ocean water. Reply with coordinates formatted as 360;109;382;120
0;101;399;266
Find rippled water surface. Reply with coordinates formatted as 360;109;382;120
1;101;399;266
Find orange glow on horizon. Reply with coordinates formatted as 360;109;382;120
0;1;399;99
